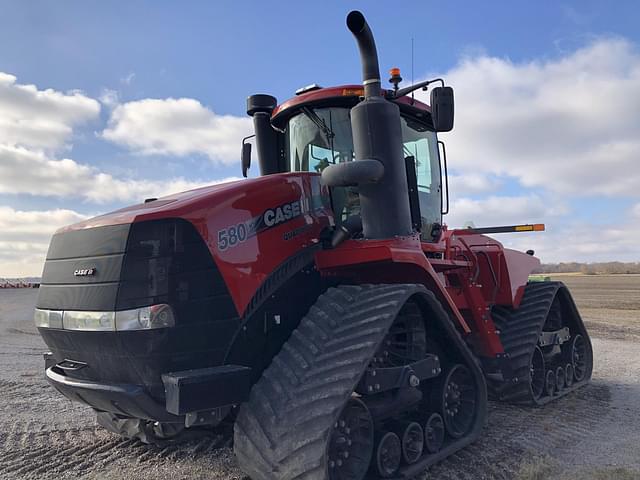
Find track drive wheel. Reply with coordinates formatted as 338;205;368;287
328;398;374;478
435;364;477;439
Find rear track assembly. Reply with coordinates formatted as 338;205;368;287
488;281;593;405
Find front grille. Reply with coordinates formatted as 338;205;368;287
37;218;240;394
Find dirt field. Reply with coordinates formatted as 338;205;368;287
1;275;639;480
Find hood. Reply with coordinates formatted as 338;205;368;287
56;179;246;234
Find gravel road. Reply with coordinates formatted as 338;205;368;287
1;280;638;480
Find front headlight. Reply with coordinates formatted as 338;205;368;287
34;304;175;331
115;304;175;331
63;311;115;331
34;308;63;329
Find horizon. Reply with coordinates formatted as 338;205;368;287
1;1;639;276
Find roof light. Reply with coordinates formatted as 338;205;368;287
295;84;323;95
342;87;364;97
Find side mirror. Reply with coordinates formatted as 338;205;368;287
241;141;252;178
430;86;454;132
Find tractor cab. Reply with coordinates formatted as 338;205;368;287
244;84;449;242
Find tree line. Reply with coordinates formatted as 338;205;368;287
533;262;640;275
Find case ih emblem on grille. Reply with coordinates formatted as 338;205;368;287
73;268;96;277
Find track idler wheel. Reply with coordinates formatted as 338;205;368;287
544;370;556;396
567;334;588;382
392;421;424;465
372;431;402;478
530;346;546;401
436;364;477;439
424;413;445;454
555;366;566;390
565;363;575;387
328;398;374;480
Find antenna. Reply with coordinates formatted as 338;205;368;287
411;37;415;104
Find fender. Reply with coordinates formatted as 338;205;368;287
314;235;472;334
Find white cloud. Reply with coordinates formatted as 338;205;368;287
99;88;119;108
445;194;568;228
448;173;499;195
102;98;252;165
0;207;89;277
120;72;136;85
0;72;100;150
442;196;640;263
419;38;640;197
494;219;640;264
0;144;240;203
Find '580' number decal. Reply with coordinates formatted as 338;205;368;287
217;200;302;251
217;223;248;250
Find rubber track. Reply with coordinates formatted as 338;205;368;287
233;284;425;480
488;281;592;405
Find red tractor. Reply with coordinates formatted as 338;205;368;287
34;11;592;479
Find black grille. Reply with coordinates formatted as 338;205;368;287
116;219;237;322
37;218;240;395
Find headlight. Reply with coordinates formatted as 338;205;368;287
115;304;175;331
34;308;63;329
63;311;115;331
34;304;175;331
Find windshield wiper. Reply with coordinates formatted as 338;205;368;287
301;106;335;142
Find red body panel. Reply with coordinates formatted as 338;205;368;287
57;169;540;360
59;173;333;316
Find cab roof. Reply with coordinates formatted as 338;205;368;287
271;84;432;128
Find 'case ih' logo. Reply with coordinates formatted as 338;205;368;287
73;268;96;277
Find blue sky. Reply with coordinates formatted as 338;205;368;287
1;1;639;275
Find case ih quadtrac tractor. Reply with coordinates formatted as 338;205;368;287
35;11;593;480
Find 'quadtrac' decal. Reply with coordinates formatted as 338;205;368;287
218;200;303;251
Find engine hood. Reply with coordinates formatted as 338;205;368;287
57;178;246;234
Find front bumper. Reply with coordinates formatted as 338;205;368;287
44;353;252;423
45;362;178;422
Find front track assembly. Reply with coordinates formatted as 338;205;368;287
489;281;594;405
234;284;487;480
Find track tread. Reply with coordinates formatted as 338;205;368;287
233;284;424;480
488;281;593;405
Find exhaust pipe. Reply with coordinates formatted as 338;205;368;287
322;11;413;239
346;10;381;98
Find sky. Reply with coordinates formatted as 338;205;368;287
1;0;639;276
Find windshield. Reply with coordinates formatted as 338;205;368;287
286;106;442;240
286;107;354;173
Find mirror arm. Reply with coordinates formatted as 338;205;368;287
392;78;445;99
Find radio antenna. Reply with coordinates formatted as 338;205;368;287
411;37;415;104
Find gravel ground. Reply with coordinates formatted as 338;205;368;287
0;278;639;480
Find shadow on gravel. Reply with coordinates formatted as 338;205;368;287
420;383;611;480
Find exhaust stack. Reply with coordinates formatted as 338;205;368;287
328;10;413;239
346;11;381;99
